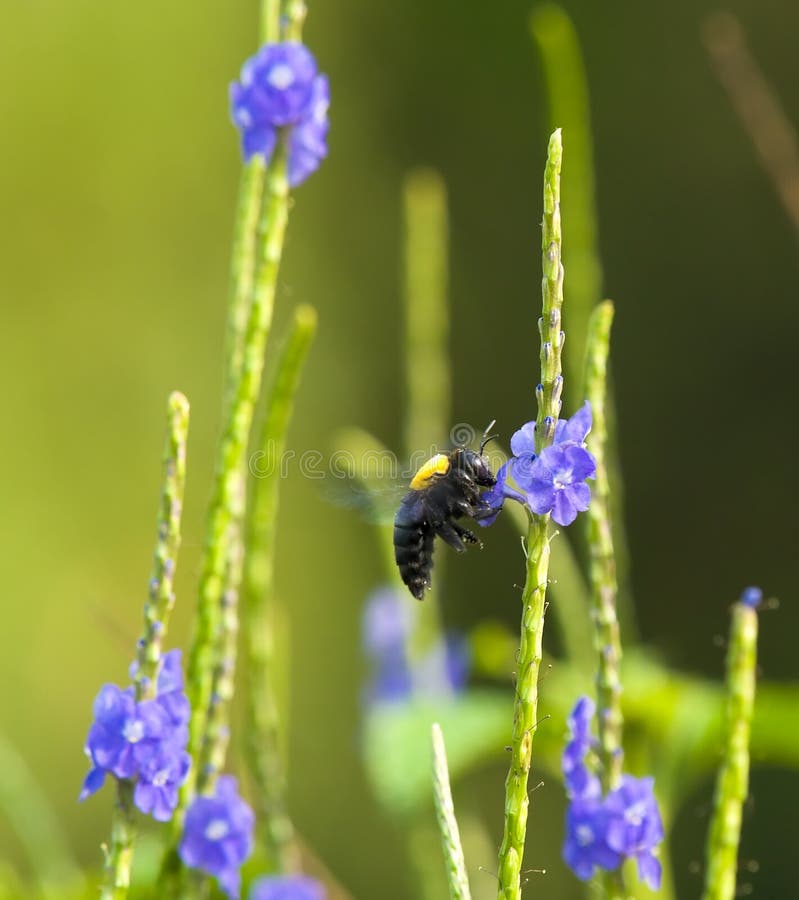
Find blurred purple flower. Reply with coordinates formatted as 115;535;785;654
563;794;622;881
179;775;255;900
230;42;329;186
249;874;326;900
604;776;664;890
362;588;470;705
740;586;763;608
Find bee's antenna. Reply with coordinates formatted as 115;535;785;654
480;419;498;455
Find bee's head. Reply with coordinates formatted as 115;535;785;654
453;448;496;487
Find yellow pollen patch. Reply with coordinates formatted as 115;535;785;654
410;454;450;490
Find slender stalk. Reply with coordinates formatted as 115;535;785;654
402;168;449;674
403;168;450;457
701;592;761;900
102;394;190;899
529;5;600;392
496;129;564;900
184;136;290;802
498;456;593;670
583;302;625;899
100;781;136;900
224;162;266;418
702;12;799;239
583;302;623;790
260;0;281;45
195;514;244;796
243;304;317;872
0;734;83;893
530;4;636;644
134;391;190;700
431;724;472;900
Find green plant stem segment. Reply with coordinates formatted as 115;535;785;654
496;129;564;900
701;598;760;900
243;304;317;873
402;167;449;674
583;303;623;791
530;4;637;646
583;302;626;899
134;391;190;700
431;723;472;900
101;395;190;900
529;5;601;392
184;137;291;803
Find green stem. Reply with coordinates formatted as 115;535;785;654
498;464;593;670
100;781;135;900
0;734;83;893
701;595;760;900
402;167;449;672
134;391;190;700
243;304;317;872
260;0;281;45
496;129;564;900
184;135;290;802
583;303;623;789
102;395;190;899
530;4;637;644
583;302;625;899
529;5;600;393
431;723;472;900
224;162;266;418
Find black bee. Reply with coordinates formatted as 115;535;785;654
394;425;497;600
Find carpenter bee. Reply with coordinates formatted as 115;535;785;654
394;424;497;600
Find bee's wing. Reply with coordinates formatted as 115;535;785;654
320;475;411;525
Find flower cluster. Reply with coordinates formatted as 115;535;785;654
80;649;191;822
179;775;255;900
481;402;596;527
362;587;470;705
561;696;664;889
250;874;326;900
230;42;330;187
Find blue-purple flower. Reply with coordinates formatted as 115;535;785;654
362;587;470;705
80;649;191;823
562;696;600;800
249;874;326;900
561;696;664;890
179;775;255;900
230;42;329;186
740;586;763;608
480;402;596;528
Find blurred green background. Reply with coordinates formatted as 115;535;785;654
1;0;798;897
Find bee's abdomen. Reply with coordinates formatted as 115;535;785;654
394;497;434;600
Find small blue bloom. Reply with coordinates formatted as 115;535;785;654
479;403;596;528
562;696;599;800
604;776;664;890
518;442;595;526
134;743;192;822
249;874;326;900
179;775;255;900
80;651;191;822
230;42;329;186
740;586;763;608
563;795;622;881
561;695;664;890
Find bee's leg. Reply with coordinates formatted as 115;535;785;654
435;522;467;552
452;522;481;546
